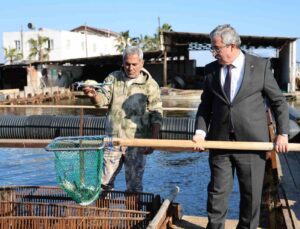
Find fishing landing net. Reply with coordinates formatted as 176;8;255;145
46;135;111;206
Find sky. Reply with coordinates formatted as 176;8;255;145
1;0;299;66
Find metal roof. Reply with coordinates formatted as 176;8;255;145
162;31;298;50
4;31;297;67
27;50;164;66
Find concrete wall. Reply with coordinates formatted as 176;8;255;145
3;29;119;63
279;40;297;92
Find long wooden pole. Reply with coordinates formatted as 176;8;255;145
113;138;300;152
0;138;300;151
147;186;180;229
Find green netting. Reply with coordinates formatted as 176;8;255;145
45;135;106;205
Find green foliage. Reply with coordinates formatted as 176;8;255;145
28;35;51;61
160;23;173;33
115;22;173;53
115;30;132;53
4;47;23;64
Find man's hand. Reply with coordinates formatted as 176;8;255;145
275;134;289;153
192;134;205;151
83;86;101;104
83;86;97;98
151;123;160;139
142;123;161;155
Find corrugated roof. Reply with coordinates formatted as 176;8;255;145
163;31;298;50
28;50;164;66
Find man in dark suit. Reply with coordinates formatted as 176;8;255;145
193;24;289;229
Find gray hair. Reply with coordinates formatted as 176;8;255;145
210;24;241;47
122;46;143;60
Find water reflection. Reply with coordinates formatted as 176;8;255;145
288;100;300;109
0;148;56;186
157;151;203;167
0;98;106;116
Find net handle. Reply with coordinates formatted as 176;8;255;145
46;147;104;152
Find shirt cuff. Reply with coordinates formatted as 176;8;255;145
195;129;206;138
278;134;288;137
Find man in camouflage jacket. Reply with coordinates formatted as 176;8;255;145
83;46;162;192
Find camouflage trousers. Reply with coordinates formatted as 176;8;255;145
101;146;146;192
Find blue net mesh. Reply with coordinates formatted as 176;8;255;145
46;135;105;205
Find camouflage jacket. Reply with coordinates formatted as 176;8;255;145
95;68;163;139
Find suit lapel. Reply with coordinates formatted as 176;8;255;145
211;63;228;103
232;54;255;104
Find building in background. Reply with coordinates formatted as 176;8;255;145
2;25;119;64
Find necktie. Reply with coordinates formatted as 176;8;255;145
224;65;233;101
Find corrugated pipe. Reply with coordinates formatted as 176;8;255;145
0;115;194;140
0;115;298;142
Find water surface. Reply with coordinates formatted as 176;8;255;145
0;97;299;218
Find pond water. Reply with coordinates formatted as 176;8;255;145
0;147;240;218
0;97;299;218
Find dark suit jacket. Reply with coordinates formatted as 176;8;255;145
195;53;289;142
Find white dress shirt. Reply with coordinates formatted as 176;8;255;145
221;51;245;102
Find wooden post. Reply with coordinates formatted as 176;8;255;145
266;108;278;169
163;49;167;86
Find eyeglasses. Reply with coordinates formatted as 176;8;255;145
210;45;229;53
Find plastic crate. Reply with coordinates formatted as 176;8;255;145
0;186;160;229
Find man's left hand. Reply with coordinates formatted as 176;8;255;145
142;123;161;155
275;134;289;153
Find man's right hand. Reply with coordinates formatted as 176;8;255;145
83;86;97;98
192;134;205;151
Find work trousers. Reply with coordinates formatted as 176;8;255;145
206;149;266;229
101;146;146;192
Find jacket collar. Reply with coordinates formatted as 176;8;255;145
212;52;255;104
121;67;150;84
